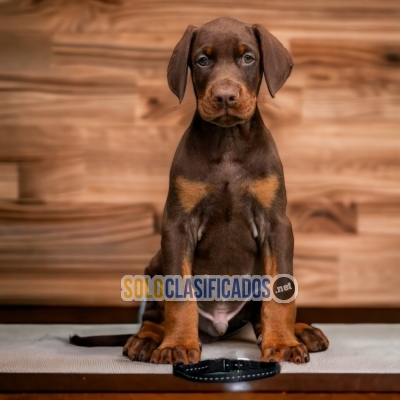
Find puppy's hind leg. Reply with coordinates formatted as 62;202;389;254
123;250;165;362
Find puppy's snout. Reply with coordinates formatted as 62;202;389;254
212;84;239;109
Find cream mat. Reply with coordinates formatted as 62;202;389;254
1;323;399;374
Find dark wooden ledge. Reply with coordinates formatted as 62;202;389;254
1;306;400;324
0;372;399;393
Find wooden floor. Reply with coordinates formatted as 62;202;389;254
0;0;399;308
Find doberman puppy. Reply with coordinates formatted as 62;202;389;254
71;17;329;364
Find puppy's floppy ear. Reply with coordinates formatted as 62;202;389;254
167;25;197;103
252;24;293;98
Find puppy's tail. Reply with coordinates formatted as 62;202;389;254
70;334;132;347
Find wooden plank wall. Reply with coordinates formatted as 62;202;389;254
0;0;399;307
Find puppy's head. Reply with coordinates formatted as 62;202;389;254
167;17;293;127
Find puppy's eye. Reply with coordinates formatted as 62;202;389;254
243;54;254;64
197;56;209;67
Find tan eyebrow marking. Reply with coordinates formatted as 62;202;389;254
238;44;247;55
176;176;213;213
242;175;280;209
203;46;213;56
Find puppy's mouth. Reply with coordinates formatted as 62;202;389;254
209;110;246;127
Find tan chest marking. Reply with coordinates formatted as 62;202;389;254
182;256;192;276
265;253;278;277
243;175;279;209
176;176;212;213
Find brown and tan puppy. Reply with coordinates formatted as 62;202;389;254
71;17;329;365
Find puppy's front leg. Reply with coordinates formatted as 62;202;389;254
150;217;200;365
258;214;309;364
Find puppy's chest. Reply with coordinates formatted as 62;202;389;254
176;159;279;217
204;182;246;223
207;165;248;216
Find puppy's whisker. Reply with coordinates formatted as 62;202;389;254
257;100;281;110
176;107;197;116
165;99;196;110
164;106;181;113
160;102;196;117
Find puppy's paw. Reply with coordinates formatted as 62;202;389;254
150;342;201;365
258;335;309;364
123;335;159;362
295;323;329;352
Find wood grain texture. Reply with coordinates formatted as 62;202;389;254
287;202;357;234
0;206;155;246
294;255;339;305
294;233;400;306
340;252;400;306
302;88;400;121
1;0;400;34
0;162;18;200
0;125;83;161
18;157;85;202
358;204;400;235
0;33;51;73
0;201;158;306
0;271;139;306
0;201;157;246
0;0;399;306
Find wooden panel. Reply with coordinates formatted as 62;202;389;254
82;177;169;207
358;204;400;235
285;171;400;204
1;1;400;35
0;200;160;306
273;121;400;204
258;87;302;125
0;209;155;247
277;126;400;180
294;233;400;306
295;232;400;255
291;39;400;69
0;33;51;73
0;125;83;161
340;252;400;306
0;234;160;272
0;271;138;306
287;202;357;234
0;0;399;308
52;32;176;71
0;201;157;247
0;70;136;95
0;92;135;126
135;78;196;128
18;157;85;202
0;162;17;200
302;87;400;121
0;235;160;306
294;255;339;306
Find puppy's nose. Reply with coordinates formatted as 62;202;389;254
212;86;239;108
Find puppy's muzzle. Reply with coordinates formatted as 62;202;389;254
198;79;257;127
